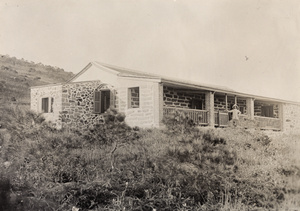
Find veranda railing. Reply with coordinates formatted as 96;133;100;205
163;107;209;125
163;107;282;130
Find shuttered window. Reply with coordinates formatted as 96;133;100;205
94;90;112;114
94;91;102;113
50;97;54;112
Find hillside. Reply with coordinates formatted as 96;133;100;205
0;54;74;107
0;107;299;210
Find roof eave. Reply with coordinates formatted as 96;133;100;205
66;62;93;83
161;78;233;93
30;83;63;89
118;74;161;82
161;79;300;105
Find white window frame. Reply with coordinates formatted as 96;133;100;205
128;87;140;109
41;97;54;113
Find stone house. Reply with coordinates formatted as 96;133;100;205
31;61;300;132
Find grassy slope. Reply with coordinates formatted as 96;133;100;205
0;54;74;107
0;107;299;211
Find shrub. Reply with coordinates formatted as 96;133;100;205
0;176;11;210
163;110;196;135
33;76;41;80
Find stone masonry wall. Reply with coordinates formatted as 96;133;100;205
118;78;160;128
32;79;157;130
31;81;300;133
282;103;300;133
163;86;205;109
214;95;229;111
214;95;247;113
30;84;62;126
61;81;112;130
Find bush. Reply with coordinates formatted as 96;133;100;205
163;110;196;135
0;176;11;210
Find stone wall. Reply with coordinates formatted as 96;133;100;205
214;95;247;113
282;103;300;133
163;86;206;109
31;79;159;129
60;81;111;129
118;79;160;128
30;84;62;126
31;81;300;133
214;95;228;111
58;78;160;129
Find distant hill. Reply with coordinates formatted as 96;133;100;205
0;54;74;108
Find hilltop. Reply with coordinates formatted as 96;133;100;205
0;54;74;107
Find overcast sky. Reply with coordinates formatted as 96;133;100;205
1;0;300;102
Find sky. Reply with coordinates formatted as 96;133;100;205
1;0;300;102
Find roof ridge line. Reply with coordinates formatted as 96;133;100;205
93;61;161;78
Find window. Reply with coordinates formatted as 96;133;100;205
240;106;245;114
41;97;54;113
261;106;274;117
191;99;203;110
128;87;139;108
94;90;111;113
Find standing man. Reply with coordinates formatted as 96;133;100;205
228;104;241;127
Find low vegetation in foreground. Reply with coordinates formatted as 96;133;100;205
0;106;300;211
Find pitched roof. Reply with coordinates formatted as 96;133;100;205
94;61;161;79
92;61;235;92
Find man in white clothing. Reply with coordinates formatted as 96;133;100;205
228;104;241;127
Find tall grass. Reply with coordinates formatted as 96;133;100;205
0;106;299;210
